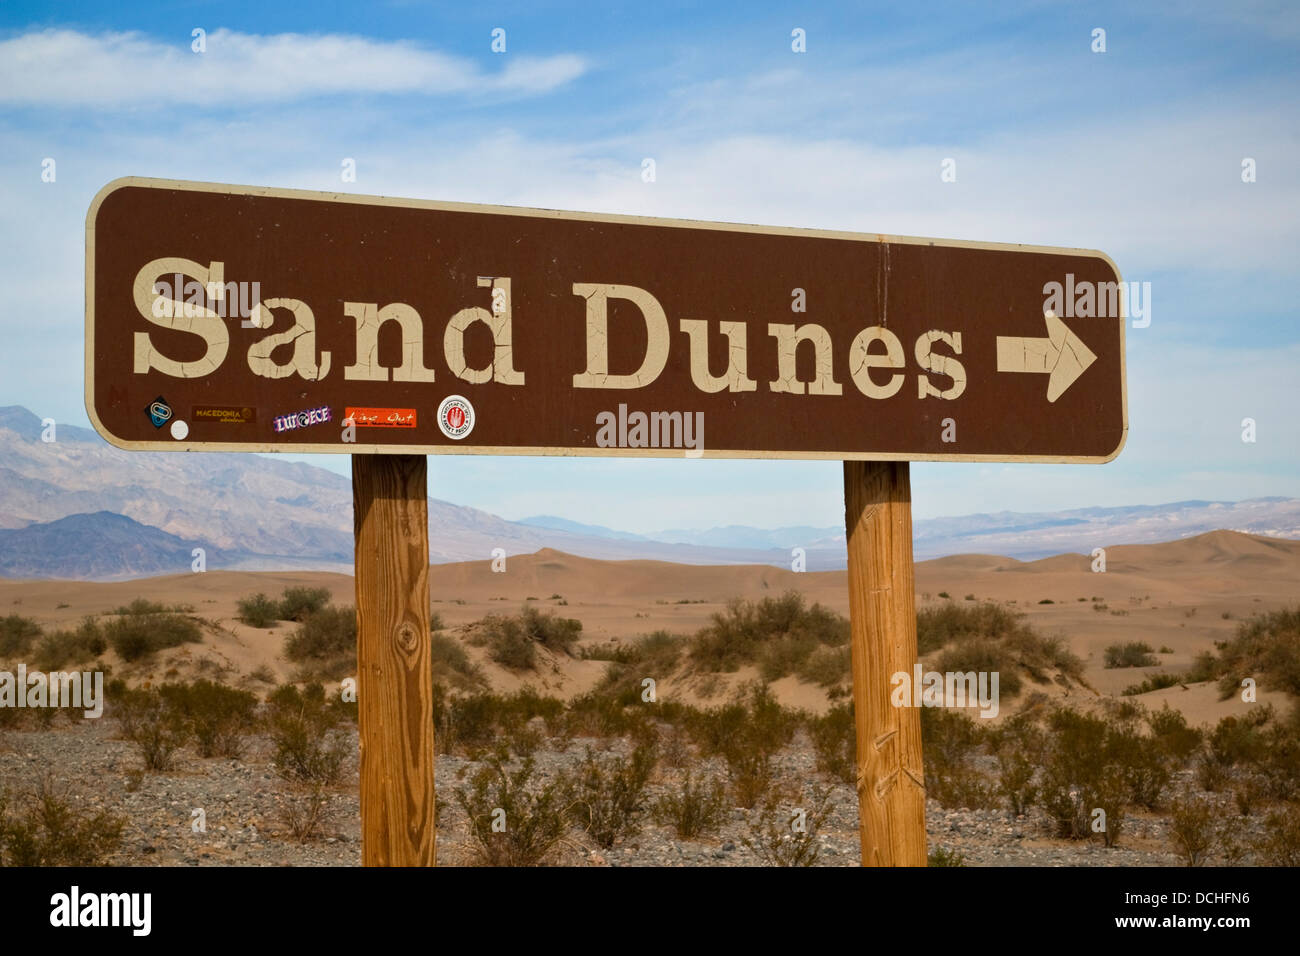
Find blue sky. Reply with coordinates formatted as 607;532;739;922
1;1;1296;532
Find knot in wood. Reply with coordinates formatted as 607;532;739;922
395;621;420;653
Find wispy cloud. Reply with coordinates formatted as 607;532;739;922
0;28;587;107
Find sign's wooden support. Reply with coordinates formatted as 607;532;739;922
843;460;927;866
353;453;436;866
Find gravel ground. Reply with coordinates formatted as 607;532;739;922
0;718;1271;867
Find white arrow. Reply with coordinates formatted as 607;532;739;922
996;311;1097;402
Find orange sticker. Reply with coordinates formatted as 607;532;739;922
344;407;417;428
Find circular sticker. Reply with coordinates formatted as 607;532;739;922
170;419;189;440
437;395;475;440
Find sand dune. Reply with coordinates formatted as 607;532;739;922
0;530;1294;724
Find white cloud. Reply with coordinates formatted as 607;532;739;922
0;28;586;106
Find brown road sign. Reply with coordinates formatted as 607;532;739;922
86;177;1127;462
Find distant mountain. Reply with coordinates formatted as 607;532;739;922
518;515;648;541
1;405;1297;579
0;511;229;580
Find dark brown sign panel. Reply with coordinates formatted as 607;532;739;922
86;178;1127;461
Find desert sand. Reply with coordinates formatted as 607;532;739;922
0;529;1295;725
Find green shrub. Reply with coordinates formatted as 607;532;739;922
0;615;41;657
571;741;657;848
987;714;1045;816
113;685;190;771
1146;705;1203;765
652;771;728;839
928;846;966;866
283;607;357;680
933;640;1023;698
1104;642;1159;668
1257;804;1300;866
482;615;537;670
0;778;125;866
689;592;846;673
30;619;106;671
237;593;280;628
920;707;997;809
277;586;332;622
158;680;259;758
455;752;575;866
265;683;350;785
797;645;852;688
1168;796;1216;866
1211;607;1300;700
741;784;833;866
810;702;856;784
1038;708;1137;843
105;603;201;662
429;632;487;692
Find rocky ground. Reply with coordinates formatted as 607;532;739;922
3;716;1272;867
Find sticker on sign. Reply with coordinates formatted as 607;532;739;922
85;177;1127;462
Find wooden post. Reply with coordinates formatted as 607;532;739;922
843;460;927;866
353;454;436;866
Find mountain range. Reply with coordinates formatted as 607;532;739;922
1;405;1298;580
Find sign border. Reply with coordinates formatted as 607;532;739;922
85;176;1128;463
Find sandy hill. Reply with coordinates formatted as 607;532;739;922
0;530;1294;723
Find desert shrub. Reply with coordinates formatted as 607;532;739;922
689;592;846;674
265;683;350;785
1211;607;1300;700
1258;721;1300;801
1104;642;1159;668
565;690;651;742
1168;796;1217;866
810;702;856;784
520;605;582;654
928;847;966;866
455;752;575;866
114;686;190;771
277;586;332;622
920;706;997;809
278;784;334;842
30;618;106;671
916;601;1022;655
741;784;833;866
0;778;125;866
1039;708;1132;842
758;632;819;682
687;684;798;807
1146;705;1203;765
592;630;687;698
1257;805;1300;866
1107;723;1171;810
237;593;280;628
429;632;487;693
104;602;201;663
158;680;259;758
283;606;357;681
652;772;728;839
1208;708;1272;769
0;615;41;657
570;741;657;848
1122;673;1187;695
435;688;565;757
482;615;536;670
987;714;1045;816
797;645;852;688
933;639;1024;698
919;601;1083;694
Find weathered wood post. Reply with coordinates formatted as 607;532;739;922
843;460;927;866
353;454;437;866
